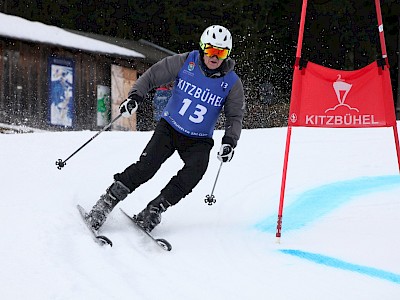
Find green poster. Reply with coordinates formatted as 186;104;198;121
97;85;111;126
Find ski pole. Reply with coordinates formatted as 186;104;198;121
55;114;122;170
204;161;223;205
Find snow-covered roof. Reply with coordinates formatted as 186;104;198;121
0;13;145;58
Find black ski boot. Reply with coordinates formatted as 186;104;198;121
135;194;171;232
87;181;130;230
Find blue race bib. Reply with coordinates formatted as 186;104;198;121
162;51;238;138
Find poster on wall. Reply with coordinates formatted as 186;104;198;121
153;82;173;121
48;57;74;127
97;85;111;126
111;64;137;131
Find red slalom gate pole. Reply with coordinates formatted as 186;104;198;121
374;0;389;65
276;127;293;243
374;0;400;172
294;0;308;67
275;0;308;243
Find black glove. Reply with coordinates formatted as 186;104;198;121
119;94;142;117
217;144;234;163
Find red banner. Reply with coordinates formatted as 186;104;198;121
288;61;396;128
276;0;400;242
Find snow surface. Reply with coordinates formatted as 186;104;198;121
1;125;400;299
0;13;145;58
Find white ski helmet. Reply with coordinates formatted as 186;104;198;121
200;25;232;51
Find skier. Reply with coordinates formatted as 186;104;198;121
86;25;245;232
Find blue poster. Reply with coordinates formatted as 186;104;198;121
48;57;74;127
153;85;172;121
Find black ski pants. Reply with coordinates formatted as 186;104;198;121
114;118;214;205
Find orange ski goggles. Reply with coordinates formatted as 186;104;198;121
201;43;230;60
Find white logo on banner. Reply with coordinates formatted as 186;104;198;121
303;74;379;126
325;75;359;113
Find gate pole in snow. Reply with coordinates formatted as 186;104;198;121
397;16;400;164
374;0;388;65
397;16;400;120
375;0;400;172
275;0;308;243
294;0;308;66
276;127;292;243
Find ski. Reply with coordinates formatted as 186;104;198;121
77;204;113;247
119;208;172;251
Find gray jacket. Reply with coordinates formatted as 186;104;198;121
128;52;245;147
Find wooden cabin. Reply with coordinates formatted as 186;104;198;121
0;13;174;131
